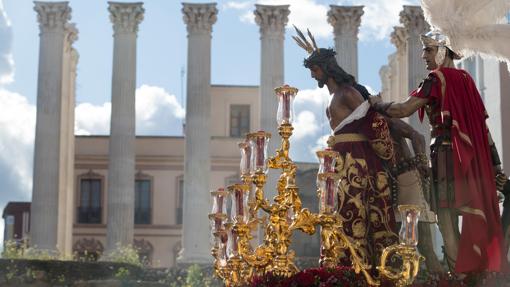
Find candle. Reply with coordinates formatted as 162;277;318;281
236;188;244;217
244;143;251;173
217;188;224;214
326;177;335;211
256;136;264;167
239;141;251;175
282;92;290;122
214;218;222;232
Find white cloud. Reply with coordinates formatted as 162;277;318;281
223;1;252;10
75;85;185;136
75;102;111;135
233;0;422;41
240;10;255;24
135;85;185;135
0;89;35;197
312;134;331;154
233;0;331;38
289;87;331;162
292;110;318;140
364;85;376;95
265;0;331;39
336;0;420;41
0;0;14;84
0;89;35;250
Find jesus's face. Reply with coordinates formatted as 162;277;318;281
309;65;328;88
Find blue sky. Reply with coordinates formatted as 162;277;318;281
2;0;417;106
0;0;420;245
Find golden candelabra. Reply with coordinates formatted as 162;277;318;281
377;205;425;287
209;85;424;287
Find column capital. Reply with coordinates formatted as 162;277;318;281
399;6;429;36
64;23;78;53
254;4;289;38
108;2;144;35
34;1;71;33
391;26;407;54
327;5;364;37
182;3;218;34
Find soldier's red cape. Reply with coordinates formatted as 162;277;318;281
412;67;508;273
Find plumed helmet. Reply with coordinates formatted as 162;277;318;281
420;30;462;65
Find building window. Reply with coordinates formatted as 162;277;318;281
176;177;184;225
78;178;102;224
135;179;151;225
230;105;250;137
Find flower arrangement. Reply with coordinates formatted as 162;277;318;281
250;266;394;287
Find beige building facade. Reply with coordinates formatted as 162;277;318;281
72;85;260;267
1;84;319;268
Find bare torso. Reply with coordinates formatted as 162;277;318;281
326;85;364;130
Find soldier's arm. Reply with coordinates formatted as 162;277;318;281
370;74;435;118
371;96;428;118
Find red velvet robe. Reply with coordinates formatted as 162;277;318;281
412;67;507;273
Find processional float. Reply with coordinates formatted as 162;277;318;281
208;85;424;287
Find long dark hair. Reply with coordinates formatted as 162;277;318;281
304;48;356;87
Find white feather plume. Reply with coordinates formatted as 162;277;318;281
421;0;510;69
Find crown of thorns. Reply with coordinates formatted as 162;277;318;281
292;25;319;54
293;26;337;68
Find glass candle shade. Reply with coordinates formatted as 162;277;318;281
316;148;339;174
398;205;422;247
275;85;298;125
228;183;250;224
210;188;229;233
217;240;228;267
211;188;228;215
238;140;252;176
317;172;339;214
226;224;239;259
248;131;271;174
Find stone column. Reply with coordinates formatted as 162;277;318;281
379;64;391;101
390;26;408;103
254;4;289;211
31;1;71;252
178;3;217;264
388;53;399;103
57;23;78;255
106;2;144;252
400;6;430;155
327;5;363;79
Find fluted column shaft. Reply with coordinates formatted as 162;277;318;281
57;23;78;255
254;4;289;212
379;64;391;101
31;1;71;252
178;3;217;264
391;26;408;103
106;2;144;252
388;53;399;103
400;6;430;155
327;5;363;79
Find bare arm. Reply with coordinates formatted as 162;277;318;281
388;118;429;177
389;118;426;156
